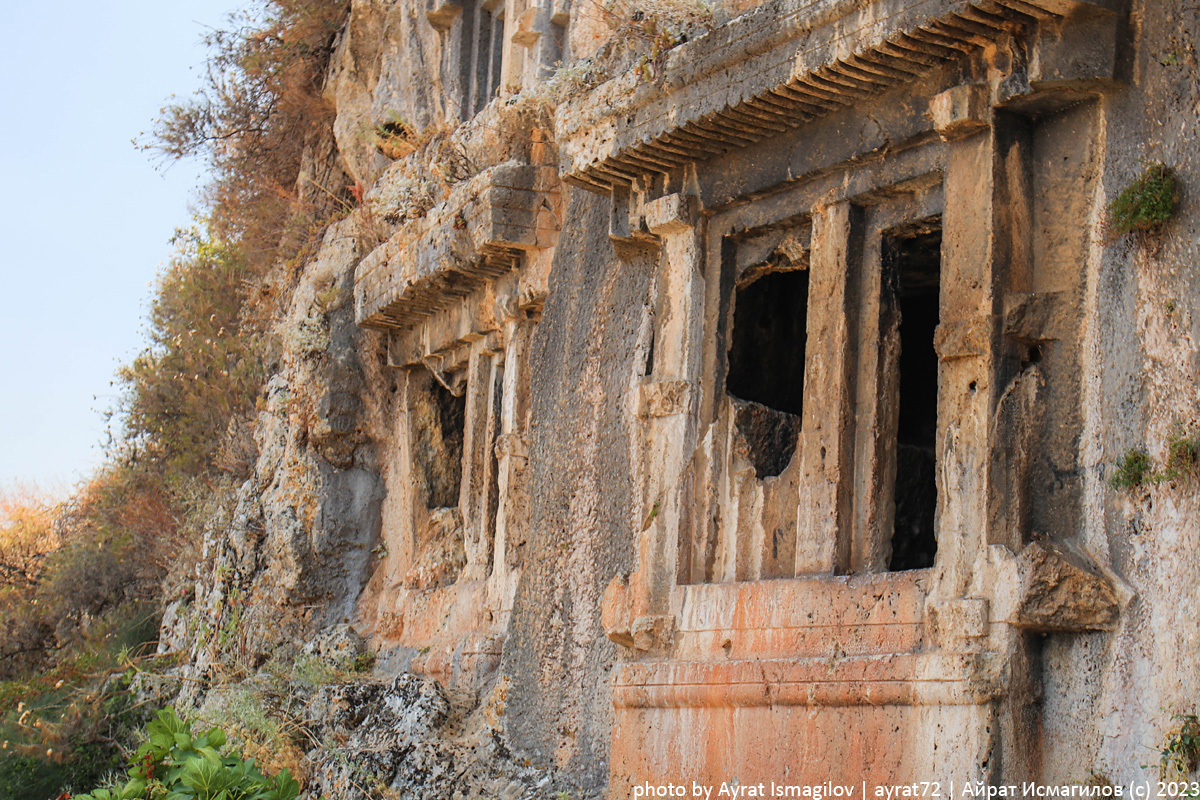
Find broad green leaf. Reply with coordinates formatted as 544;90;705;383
196;745;224;766
122;777;148;797
206;727;227;748
270;768;301;800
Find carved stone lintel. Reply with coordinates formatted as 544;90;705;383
356;164;561;332
559;0;1093;192
613;651;1008;709
1013;541;1120;631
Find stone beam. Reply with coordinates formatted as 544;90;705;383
557;0;1119;192
355;164;560;331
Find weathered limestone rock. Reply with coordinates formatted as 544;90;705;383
176;0;1200;794
303;674;589;799
1012;542;1121;632
303;623;369;662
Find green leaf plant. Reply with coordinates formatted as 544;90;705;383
71;707;299;800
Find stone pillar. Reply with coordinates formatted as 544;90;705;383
488;315;533;622
930;116;1000;603
796;201;858;575
461;336;504;581
603;192;702;652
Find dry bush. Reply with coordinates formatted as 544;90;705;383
0;488;61;677
117;231;266;486
0;487;58;590
0;467;181;674
56;467;182;587
143;0;350;272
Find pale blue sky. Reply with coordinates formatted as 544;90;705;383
0;1;241;493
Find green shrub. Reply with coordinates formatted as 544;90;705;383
1110;430;1200;491
1105;162;1181;241
1110;448;1153;489
117;232;266;485
1165;432;1200;480
72;707;299;800
1161;713;1200;779
0;753;70;800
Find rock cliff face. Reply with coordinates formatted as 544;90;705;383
171;0;1200;796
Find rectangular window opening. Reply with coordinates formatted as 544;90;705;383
404;371;467;590
884;222;941;571
726;266;809;479
488;11;505;101
460;1;503;117
415;375;466;510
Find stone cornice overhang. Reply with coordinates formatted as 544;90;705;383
355;163;560;331
557;0;1118;193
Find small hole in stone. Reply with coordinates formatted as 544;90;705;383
1021;343;1044;371
968;381;977;393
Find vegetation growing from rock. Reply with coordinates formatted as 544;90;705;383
1110;427;1200;490
0;1;350;795
70;707;299;800
1110;447;1154;489
0;477;188;798
1104;162;1181;241
144;0;350;264
117;232;266;484
1160;713;1200;780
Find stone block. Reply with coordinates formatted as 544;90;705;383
929;85;990;141
494;432;528;464
631;615;676;652
928;598;989;648
426;0;462;30
934;315;993;360
602;573;635;648
644;193;698;235
1029;6;1120;89
1004;291;1068;342
512;6;549;46
1013;541;1120;632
